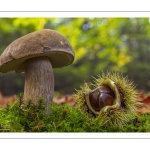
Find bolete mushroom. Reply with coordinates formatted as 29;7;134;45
0;29;74;106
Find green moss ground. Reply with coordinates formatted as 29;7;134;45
0;93;150;132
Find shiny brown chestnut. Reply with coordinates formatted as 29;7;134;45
89;85;115;112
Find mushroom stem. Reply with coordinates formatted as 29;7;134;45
23;56;54;105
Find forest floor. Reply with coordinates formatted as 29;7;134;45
0;91;150;114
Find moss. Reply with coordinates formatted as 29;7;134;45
0;92;150;132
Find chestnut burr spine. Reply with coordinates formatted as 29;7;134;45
23;57;54;105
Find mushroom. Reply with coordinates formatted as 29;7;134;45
0;29;74;106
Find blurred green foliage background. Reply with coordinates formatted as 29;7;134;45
0;18;150;96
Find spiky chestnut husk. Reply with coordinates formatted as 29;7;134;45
74;72;141;128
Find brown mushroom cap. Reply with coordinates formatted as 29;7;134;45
0;29;74;73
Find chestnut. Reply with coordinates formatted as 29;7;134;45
89;85;115;111
74;72;141;128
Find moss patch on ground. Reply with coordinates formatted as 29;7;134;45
0;93;150;132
